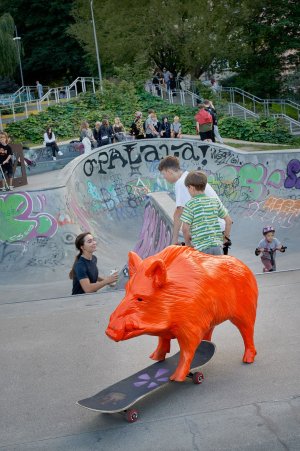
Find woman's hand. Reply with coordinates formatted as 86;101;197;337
106;271;118;286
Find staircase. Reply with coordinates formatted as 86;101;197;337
0;77;101;128
220;87;300;135
227;103;259;120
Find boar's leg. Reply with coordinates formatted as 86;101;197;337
149;337;171;361
170;333;202;382
231;319;257;363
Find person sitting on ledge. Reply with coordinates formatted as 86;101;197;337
43;127;63;161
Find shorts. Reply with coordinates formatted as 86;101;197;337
0;165;13;178
199;131;213;141
201;246;223;255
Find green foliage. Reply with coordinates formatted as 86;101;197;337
6;80;197;144
0;77;19;94
69;0;231;78
6;80;296;146
0;0;86;83
223;0;300;97
0;13;18;78
219;116;294;144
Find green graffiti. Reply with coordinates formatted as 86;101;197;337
0;192;58;243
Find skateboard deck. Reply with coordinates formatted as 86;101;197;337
77;340;215;421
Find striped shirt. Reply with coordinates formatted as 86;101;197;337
181;194;228;251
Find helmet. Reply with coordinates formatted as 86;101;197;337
263;226;275;235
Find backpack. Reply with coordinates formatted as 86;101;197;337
195;109;213;125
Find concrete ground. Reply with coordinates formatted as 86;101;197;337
1;140;300;450
0;270;299;450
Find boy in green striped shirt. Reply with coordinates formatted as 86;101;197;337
181;171;232;255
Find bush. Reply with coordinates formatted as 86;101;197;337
6;80;198;144
5;79;296;145
218;116;294;144
0;77;19;94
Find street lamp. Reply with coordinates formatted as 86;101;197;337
90;0;103;92
13;28;24;87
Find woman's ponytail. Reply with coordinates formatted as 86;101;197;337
68;232;91;280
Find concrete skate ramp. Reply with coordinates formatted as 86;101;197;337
1;139;300;302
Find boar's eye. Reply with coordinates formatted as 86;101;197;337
137;297;143;302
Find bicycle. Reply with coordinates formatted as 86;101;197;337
255;246;287;272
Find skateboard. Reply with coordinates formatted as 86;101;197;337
77;340;215;422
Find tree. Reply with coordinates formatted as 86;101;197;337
0;0;87;84
68;0;229;78
222;0;300;96
0;13;18;78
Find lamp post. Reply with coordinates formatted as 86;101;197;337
90;0;103;92
13;27;24;87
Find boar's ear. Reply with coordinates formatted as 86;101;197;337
145;259;167;288
128;251;143;278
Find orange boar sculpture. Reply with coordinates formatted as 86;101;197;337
106;245;258;382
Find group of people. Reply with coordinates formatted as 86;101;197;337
152;67;177;96
70;154;287;294
70;155;232;295
79;117;126;153
130;110;182;139
44;99;222;161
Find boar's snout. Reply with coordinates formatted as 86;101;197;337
106;310;143;341
105;326;124;341
105;316;126;341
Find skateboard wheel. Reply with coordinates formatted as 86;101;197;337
125;409;139;423
192;372;204;385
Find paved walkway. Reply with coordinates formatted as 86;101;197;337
1;271;299;450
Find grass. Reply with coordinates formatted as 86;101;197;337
225;141;300;151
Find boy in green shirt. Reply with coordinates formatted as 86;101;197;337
181;171;232;255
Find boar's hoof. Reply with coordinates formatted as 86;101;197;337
169;370;188;382
243;348;257;364
149;350;166;361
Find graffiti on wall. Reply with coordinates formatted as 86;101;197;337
246;196;300;228
134;201;172;259
78;141;300;232
284;159;300;189
0;191;58;243
213;163;285;202
82;142;211;176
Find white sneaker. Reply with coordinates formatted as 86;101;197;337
9;186;14;191
58;151;63;156
53;156;57;161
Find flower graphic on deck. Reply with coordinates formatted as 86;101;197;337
133;368;170;389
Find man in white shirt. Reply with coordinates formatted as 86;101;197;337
158;155;226;245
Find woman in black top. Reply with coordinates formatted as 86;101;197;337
99;119;114;146
93;121;102;147
70;232;118;295
160;116;171;138
0;132;14;191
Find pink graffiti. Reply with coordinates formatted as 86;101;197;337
134;203;172;258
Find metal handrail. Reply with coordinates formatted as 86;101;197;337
0;76;101;129
145;81;300;134
220;87;300;121
228;103;259;118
